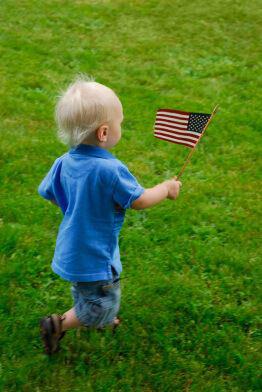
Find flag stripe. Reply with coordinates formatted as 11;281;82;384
155;125;201;137
156;116;188;124
155;131;199;144
154;131;199;144
155;122;188;131
157;108;190;116
157;111;189;120
154;134;194;148
155;122;188;130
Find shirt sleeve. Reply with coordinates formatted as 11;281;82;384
112;164;145;209
38;158;60;201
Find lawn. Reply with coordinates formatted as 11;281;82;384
0;0;261;391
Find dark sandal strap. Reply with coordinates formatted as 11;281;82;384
40;314;66;355
40;317;53;354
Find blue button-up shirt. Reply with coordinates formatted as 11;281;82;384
38;144;145;282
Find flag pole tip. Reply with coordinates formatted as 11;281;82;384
213;104;219;114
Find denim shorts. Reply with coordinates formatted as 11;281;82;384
71;270;121;328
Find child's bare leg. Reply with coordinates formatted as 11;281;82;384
61;307;120;332
61;307;82;332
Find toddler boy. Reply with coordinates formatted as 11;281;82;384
38;76;181;355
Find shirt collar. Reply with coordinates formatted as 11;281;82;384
69;144;116;160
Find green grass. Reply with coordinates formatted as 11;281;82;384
0;0;261;391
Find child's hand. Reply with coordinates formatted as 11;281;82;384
131;177;182;210
164;177;182;200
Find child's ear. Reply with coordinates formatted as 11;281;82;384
96;124;109;142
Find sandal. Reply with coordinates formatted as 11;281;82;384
39;314;66;355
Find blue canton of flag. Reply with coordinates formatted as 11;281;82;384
188;113;211;134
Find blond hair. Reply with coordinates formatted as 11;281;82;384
55;74;119;146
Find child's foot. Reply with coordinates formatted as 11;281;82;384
96;317;121;333
112;317;121;334
39;314;66;355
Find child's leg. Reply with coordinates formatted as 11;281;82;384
60;307;120;332
61;307;82;332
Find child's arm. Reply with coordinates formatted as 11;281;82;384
131;178;181;210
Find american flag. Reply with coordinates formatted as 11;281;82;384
154;108;211;148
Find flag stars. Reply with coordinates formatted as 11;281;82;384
188;114;210;133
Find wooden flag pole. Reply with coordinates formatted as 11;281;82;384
176;104;219;180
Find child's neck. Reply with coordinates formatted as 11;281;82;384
81;140;109;150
